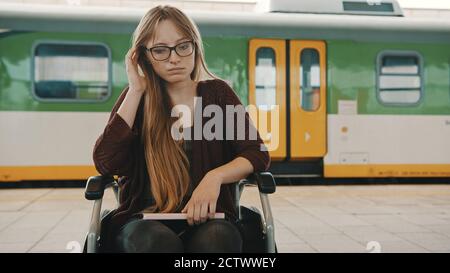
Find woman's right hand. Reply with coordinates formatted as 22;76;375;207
125;47;147;94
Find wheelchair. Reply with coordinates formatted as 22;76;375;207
83;172;277;253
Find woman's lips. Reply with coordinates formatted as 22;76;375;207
168;67;184;72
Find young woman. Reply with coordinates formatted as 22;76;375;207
93;5;270;253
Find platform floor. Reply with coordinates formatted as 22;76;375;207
1;184;450;253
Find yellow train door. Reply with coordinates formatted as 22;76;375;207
248;39;287;160
289;40;327;159
249;39;327;163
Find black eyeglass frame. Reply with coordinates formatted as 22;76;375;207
143;40;195;61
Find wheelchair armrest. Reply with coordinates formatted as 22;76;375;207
240;172;276;194
84;175;116;200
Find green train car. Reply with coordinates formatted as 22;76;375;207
1;1;449;182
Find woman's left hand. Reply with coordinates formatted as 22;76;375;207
181;170;223;226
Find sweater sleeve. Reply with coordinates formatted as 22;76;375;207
93;86;140;177
217;79;271;172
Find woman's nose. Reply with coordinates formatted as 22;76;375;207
168;49;181;64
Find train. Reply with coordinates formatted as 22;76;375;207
1;0;449;183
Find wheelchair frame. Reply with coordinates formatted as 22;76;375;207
84;172;276;253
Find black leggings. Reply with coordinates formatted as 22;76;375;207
114;218;242;253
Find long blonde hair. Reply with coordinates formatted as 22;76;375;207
132;5;216;212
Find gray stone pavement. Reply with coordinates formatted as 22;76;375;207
0;184;450;253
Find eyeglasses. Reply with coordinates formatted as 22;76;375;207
143;40;195;61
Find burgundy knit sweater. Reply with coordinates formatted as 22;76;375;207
92;79;270;247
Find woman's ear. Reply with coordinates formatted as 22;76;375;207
137;63;145;77
137;48;153;74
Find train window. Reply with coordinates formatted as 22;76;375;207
377;51;423;105
300;48;320;111
32;42;111;102
255;47;276;111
